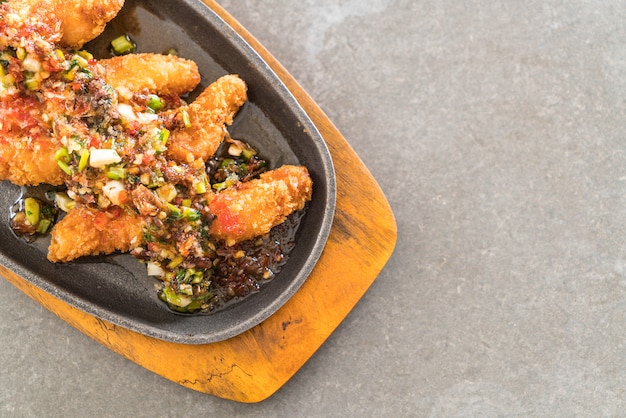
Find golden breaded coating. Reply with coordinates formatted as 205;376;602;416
0;2;60;54
0;136;64;186
168;74;247;163
48;205;144;263
0;96;65;186
5;0;124;48
208;165;312;245
57;0;125;48
102;53;201;97
0;53;201;186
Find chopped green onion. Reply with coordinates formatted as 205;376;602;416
182;207;200;222
1;74;15;88
220;158;235;169
167;256;184;269
159;285;191;308
194;173;209;194
76;50;93;61
80;68;94;79
54;192;76;213
63;67;77;81
57;160;72;175
24;75;39;91
212;181;226;192
180;109;192;128
78;149;90;171
107;166;127;180
36;218;52;234
158;128;170;144
241;147;257;162
166;203;182;221
16;47;26;60
215;173;239;191
110;35;136;56
191;271;204;284
147;94;164;112
71;54;89;69
54;49;65;61
195;181;207;194
0;51;13;62
175;269;187;282
54;147;70;163
23;197;40;226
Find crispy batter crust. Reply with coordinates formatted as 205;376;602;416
168;74;247;163
208;165;313;245
48;205;144;263
102;53;201;97
0;134;64;186
6;0;124;48
0;96;66;186
57;0;125;48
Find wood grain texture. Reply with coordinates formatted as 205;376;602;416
0;0;397;403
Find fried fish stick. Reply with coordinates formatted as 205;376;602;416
0;54;201;186
5;0;124;48
168;74;247;163
48;205;144;263
102;53;201;97
208;165;312;245
56;0;125;48
0;95;65;186
0;135;64;186
0;1;61;50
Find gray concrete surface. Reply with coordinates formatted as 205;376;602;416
1;0;626;416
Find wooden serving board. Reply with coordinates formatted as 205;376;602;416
0;0;397;403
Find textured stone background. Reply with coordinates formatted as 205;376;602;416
2;0;625;416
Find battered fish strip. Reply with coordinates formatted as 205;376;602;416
47;165;312;261
47;205;144;263
0;131;65;186
208;165;313;245
168;74;247;163
5;0;125;48
102;53;201;97
56;0;125;48
0;54;201;186
0;95;67;186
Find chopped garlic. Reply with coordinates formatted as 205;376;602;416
102;180;126;206
116;103;136;122
89;148;121;168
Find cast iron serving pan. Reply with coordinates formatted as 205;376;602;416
0;0;336;344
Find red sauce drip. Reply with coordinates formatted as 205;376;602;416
0;95;49;144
